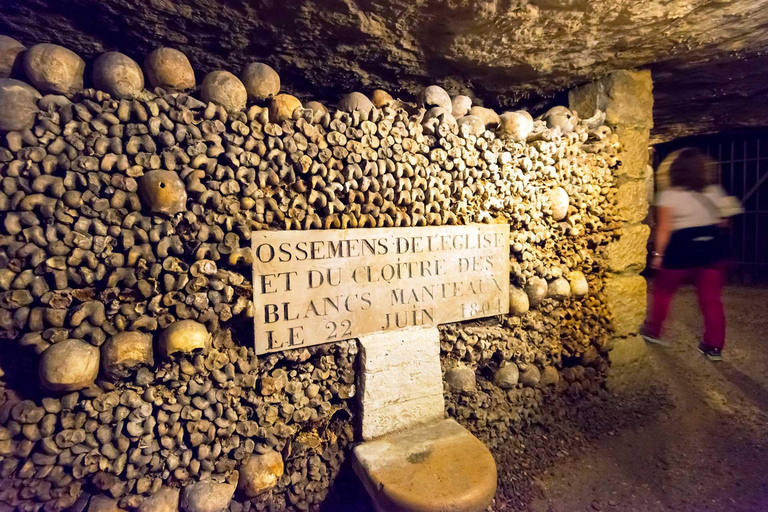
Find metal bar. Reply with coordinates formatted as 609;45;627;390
742;167;768;202
724;140;735;280
741;140;746;279
717;146;723;183
762;143;767;283
720;141;735;274
756;139;760;275
729;141;733;197
735;141;740;282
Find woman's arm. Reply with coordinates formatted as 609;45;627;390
652;205;673;269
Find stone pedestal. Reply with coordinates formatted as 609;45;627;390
353;419;497;512
571;70;653;365
353;327;497;512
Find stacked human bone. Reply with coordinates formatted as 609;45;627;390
0;38;623;512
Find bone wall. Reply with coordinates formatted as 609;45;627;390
0;40;640;512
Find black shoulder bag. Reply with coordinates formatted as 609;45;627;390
662;192;728;269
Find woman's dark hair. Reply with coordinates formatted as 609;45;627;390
668;148;713;191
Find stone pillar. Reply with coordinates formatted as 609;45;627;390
569;70;654;364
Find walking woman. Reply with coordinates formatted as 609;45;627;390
641;148;742;361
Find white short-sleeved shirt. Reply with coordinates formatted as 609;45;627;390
656;185;726;230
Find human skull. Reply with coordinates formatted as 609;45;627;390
144;47;195;92
180;481;235;512
238;451;285;497
547;277;571;300
548;187;569;221
419;85;452;114
338;92;374;115
469;106;500;129
303;101;328;115
0;35;25;78
101;331;154;380
0;78;41;132
451;95;472;118
39;339;99;392
542;106;577;134
138;170;187;216
498;111;533;142
525;277;548;307
457;115;485;137
509;285;530;316
422;106;456;134
241;62;280;101
92;52;144;99
269;94;302;122
24;43;85;94
371;89;394;108
159;320;210;358
202;70;247;112
567;271;589;298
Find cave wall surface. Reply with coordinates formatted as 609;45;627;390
2;0;767;143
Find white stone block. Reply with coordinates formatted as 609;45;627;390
361;364;444;408
357;326;445;441
360;394;445;442
358;326;441;373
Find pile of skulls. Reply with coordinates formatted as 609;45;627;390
0;36;625;512
0;327;356;512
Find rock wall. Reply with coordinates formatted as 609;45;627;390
0;40;643;512
1;0;765;142
570;71;653;365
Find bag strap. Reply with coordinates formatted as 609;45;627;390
690;191;722;220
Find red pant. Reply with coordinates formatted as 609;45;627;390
645;263;727;349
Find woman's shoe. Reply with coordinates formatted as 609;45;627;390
697;344;723;361
640;328;670;347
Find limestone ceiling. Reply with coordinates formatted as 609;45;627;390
1;0;767;143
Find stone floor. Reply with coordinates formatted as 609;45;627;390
323;285;768;512
531;285;768;512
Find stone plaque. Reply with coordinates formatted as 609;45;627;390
252;224;510;354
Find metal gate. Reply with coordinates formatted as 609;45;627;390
654;129;768;285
